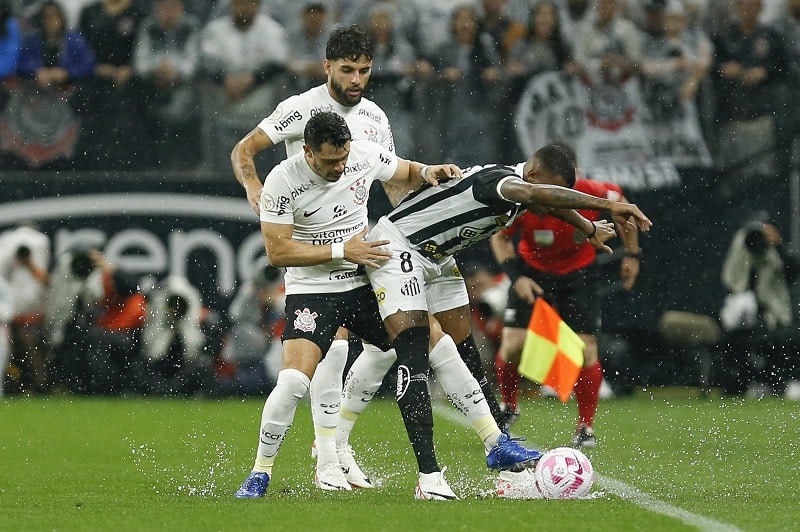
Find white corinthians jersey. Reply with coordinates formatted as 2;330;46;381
260;140;399;294
257;84;394;157
387;164;524;261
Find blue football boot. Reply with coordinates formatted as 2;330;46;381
235;471;270;498
486;433;543;471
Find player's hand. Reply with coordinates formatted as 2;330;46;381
587;220;616;254
620;256;640;291
424;164;463;186
609;202;652;232
513;277;543;304
344;228;392;269
245;181;263;215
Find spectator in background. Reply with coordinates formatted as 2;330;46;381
639;0;713;120
199;0;287;173
0;274;13;398
502;0;574;161
431;4;502;165
572;0;643;83
0;0;21;107
479;0;526;61
46;248;105;394
720;219;800;396
0;224;49;394
774;0;800;180
133;0;201;170
218;262;284;396
86;250;145;395
365;3;416;156
139;276;213;396
0;0;94;170
76;0;147;170
285;2;328;93
711;0;786;176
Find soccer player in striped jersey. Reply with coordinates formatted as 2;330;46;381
343;143;650;497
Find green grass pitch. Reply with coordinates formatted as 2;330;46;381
2;393;798;531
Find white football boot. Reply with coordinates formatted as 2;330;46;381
314;463;352;491
415;467;458;500
337;444;374;489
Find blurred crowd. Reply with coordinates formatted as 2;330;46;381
0;223;286;397
1;0;799;399
0;0;798;174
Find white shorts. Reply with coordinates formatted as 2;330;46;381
366;218;469;320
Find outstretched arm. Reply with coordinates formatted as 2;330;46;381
232;127;275;215
390;158;463;189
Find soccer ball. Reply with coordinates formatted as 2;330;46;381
533;447;594;499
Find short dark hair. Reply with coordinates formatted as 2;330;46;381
326;25;374;62
535;143;577;188
304;111;352;152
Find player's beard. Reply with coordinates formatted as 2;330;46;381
330;78;362;106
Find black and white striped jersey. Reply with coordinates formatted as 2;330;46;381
386;164;525;261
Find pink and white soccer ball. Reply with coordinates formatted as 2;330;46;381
534;447;594;499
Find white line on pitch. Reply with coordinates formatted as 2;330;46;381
433;403;741;532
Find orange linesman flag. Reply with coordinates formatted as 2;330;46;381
518;298;585;403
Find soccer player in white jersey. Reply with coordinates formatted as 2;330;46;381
231;25;407;491
334;144;652;497
233;111;465;498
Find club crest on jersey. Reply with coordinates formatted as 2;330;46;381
350;178;368;205
293;308;318;332
363;125;379;143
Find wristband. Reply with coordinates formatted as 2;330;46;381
500;257;524;283
420;165;430;180
585;223;597;239
331;242;344;260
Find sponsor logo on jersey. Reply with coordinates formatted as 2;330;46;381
349;178;368;206
400;277;421;297
344;161;372;175
452;265;462;278
291;181;314;200
458;226;480;240
310;104;335;117
379;153;391;166
275;195;290;216
272;109;303;132
374;287;386;304
358;108;382;123
329;269;360;281
293;308;318;332
303;207;322;217
310;224;362;245
332;204;347;218
495;213;510;226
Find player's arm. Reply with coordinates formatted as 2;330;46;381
262;224;392;269
390;159;463;189
614;193;641;290
231;127;275;215
499;180;652;253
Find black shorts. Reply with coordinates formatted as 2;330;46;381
502;265;600;334
282;284;392;355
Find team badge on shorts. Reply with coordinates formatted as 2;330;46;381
293;308;319;332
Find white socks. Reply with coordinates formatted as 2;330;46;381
310;339;349;468
337;343;397;446
429;334;500;450
254;368;310;473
